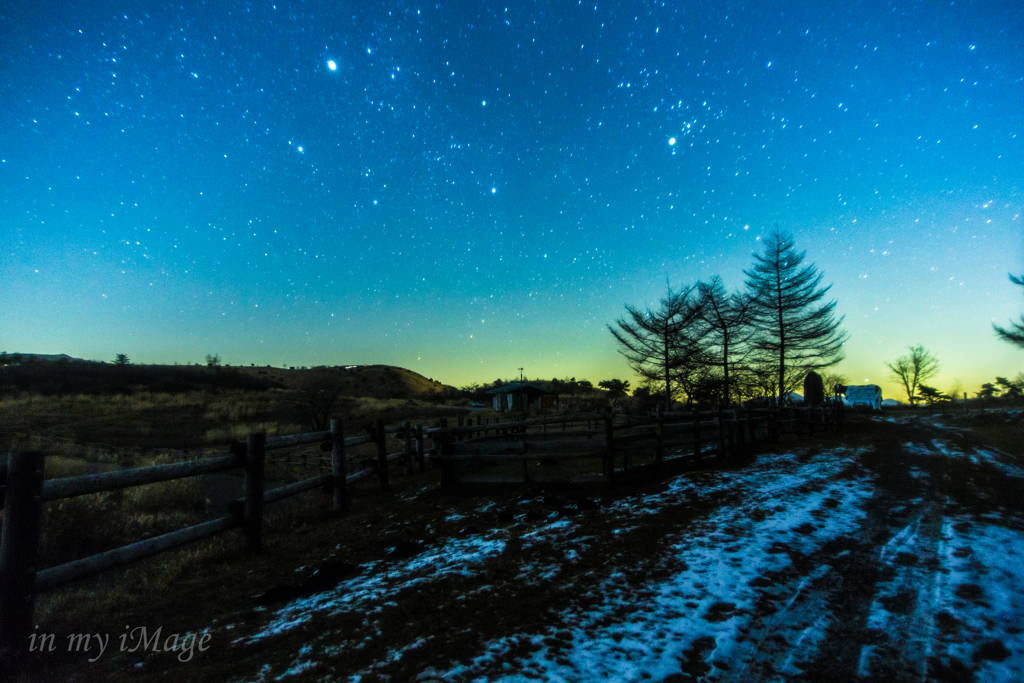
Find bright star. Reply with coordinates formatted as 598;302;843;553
669;137;676;145
327;60;337;71
491;187;497;193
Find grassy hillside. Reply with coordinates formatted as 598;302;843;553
0;359;453;400
237;363;449;399
0;361;463;460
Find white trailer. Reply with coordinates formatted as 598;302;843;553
843;384;882;411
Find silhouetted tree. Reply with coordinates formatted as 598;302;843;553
977;382;999;400
287;376;347;431
993;273;1024;348
598;379;630;398
917;385;949;409
697;276;754;406
886;345;940;406
744;226;848;402
113;353;131;365
205;354;221;368
688;371;727;408
819;370;850;398
995;376;1023;399
609;284;705;411
624;384;659;413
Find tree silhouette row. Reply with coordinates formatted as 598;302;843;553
610;226;848;409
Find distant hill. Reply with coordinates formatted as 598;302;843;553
0;354;454;399
0;360;278;395
236;364;452;399
2;353;93;362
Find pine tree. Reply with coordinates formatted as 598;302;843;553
744;226;848;402
993;273;1024;348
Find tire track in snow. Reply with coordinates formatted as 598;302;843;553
429;448;875;683
835;429;1024;682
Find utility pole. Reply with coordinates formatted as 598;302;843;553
518;367;525;411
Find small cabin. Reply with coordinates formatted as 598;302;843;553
486;382;558;412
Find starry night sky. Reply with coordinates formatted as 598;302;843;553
2;1;1022;397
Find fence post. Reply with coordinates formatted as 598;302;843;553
655;406;664;475
603;411;615;488
716;407;726;457
439;418;453;488
374;419;389;491
243;433;266;552
731;411;740;451
331;419;347;513
416;424;425;470
402;421;413;475
692;409;701;458
0;452;44;668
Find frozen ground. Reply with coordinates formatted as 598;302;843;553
215;416;1024;682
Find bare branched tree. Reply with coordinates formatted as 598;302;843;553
744;226;849;402
609;284;705;412
819;370;850;397
697;276;754;406
287;376;347;431
886;345;940;406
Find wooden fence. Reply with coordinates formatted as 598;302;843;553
0;416;436;662
0;405;841;661
433;404;844;487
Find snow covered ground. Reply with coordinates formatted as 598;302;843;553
437;448;873;683
218;417;1024;683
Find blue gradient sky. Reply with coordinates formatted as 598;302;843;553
1;1;1021;399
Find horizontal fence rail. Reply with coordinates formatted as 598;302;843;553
433;404;843;488
0;403;843;663
0;414;436;662
40;454;245;502
33;514;242;594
